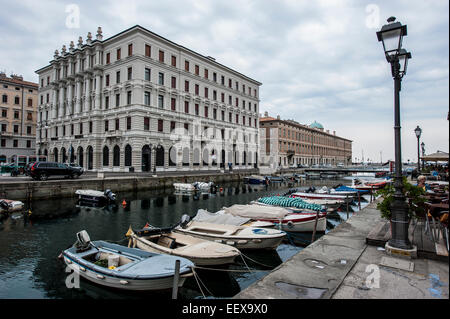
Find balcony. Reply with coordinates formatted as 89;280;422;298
105;129;122;138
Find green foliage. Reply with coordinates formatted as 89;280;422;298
375;177;426;220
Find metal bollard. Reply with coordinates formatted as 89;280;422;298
172;259;181;299
311;211;320;242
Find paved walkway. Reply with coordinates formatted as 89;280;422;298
235;200;449;299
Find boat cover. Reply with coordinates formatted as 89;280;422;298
193;209;251;226
224;204;291;220
75;189;106;197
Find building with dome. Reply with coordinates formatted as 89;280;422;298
259;113;352;170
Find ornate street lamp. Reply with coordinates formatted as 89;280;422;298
421;142;425;170
414;126;422;172
377;17;412;250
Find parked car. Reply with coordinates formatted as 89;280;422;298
29;162;84;181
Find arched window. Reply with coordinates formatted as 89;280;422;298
61;147;67;163
113;145;120;167
193;148;200;166
202;148;209;165
155;145;164;167
182;147;190;166
221;149;225;168
141;145;151;172
87;146;93;170
69;146;75;163
53;147;58;162
103;146;109;166
169;146;176;166
124;144;132;166
243;151;247;166
77;147;83;167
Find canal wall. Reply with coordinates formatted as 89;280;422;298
0;172;247;201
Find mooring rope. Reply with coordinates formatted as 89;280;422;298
191;267;207;298
238;251;278;269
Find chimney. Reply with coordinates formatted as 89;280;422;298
96;27;103;41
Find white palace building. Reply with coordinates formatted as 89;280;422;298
35;26;261;172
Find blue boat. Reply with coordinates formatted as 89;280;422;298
244;175;267;184
62;231;194;291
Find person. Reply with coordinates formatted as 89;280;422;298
417;175;428;191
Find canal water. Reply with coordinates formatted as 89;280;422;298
0;178;369;299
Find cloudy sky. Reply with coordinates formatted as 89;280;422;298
1;0;448;163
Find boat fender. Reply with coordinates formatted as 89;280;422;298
226;241;235;245
119;280;128;285
96;274;105;279
287;221;294;229
237;240;248;245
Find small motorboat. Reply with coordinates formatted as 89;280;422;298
75;189;116;204
302;198;345;210
126;224;240;266
224;204;327;233
351;178;389;191
192;181;214;191
62;230;194;291
193;209;275;228
290;188;353;203
173;215;286;250
243;175;267;185
173;183;196;192
0;199;24;213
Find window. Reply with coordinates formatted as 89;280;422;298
13;140;18;148
14;111;19;119
105;74;110;86
213;108;217;120
170;121;175;131
158;119;163;132
105;96;109;109
1;139;5;147
235;97;238;107
171;76;176;89
204;87;208;98
1;95;6;103
185;60;189;72
46;94;49;103
27;126;32;135
116;71;120;84
204;68;208;79
106;53;110;64
184;80;189;92
145;68;150;81
127;117;131;130
235;81;239;90
115;118;119;130
127;91;132;105
184;101;189;113
116;48;121;60
71;124;74;135
171;55;176;67
127;67;132;80
104;120;109;131
145;44;151;57
213;72;217;82
159;50;164;63
221;92;224;103
221;110;225;121
115;94;120;107
40;95;43;104
103;146;109;166
236;114;239;124
14;124;19;133
128;43;133;56
195;104;199;116
204;106;208;118
1;110;6;117
14;96;20;104
184;123;189;131
213;90;217;101
158;95;164;108
28;98;33;107
195;84;199;95
228;79;232;88
89;121;93;133
228;95;232;105
144;117;150;131
79;122;83;134
27;112;32;120
221;75;225;85
171;98;176;111
144;92;150;106
158;72;164;85
1;124;6;132
195;65;199;75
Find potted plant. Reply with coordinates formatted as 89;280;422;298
375;177;426;227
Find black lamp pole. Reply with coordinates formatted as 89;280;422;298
377;17;412;250
421;142;425;170
414;126;422;172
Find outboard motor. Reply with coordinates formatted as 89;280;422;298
0;200;9;211
74;230;92;252
179;214;191;229
104;189;116;202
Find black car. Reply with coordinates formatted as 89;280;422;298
29;161;84;181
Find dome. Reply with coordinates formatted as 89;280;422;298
310;121;324;129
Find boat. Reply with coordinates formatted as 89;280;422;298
290;188;353;203
316;186;357;198
194;209;275;228
125;224;240;266
265;176;284;183
333;185;370;195
302;198;344;210
173;215;286;249
62;230;194;291
224;204;327;233
192;181;214;191
350;178;389;191
75;189;116;204
0;199;24;213
173;183;196;192
243;175;267;185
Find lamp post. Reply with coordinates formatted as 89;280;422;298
421;142;425;170
377;17;412;250
414;126;422;172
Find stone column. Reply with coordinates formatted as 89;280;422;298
75;78;82;114
51;86;58;119
67;82;73;115
83;76;90;112
58;84;65;117
94;73;101;110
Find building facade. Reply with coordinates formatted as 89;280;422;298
259;113;352;170
35;26;261;172
0;72;38;163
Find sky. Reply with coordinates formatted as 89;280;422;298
0;0;448;163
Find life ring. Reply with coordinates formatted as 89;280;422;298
287;221;294;229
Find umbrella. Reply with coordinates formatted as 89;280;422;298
421;151;449;162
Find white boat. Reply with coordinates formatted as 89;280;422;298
173;215;286;250
125;225;240;266
316;186;357;198
75;189;116;204
173;183;196;192
302;198;345;210
194;209;275;228
62;231;194;291
224;204;327;233
0;199;24;213
193;181;214;190
290;191;353;203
